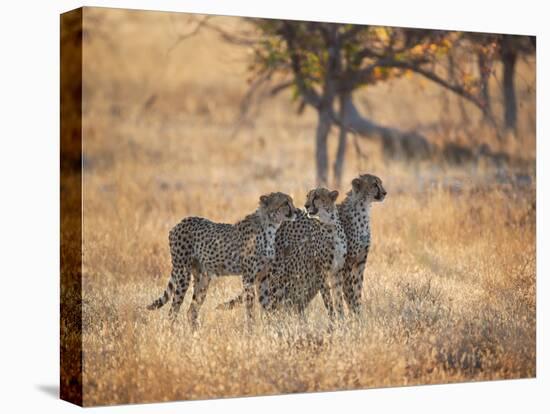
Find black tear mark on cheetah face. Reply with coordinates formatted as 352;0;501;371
304;187;339;223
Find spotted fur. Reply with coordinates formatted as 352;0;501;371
337;174;386;315
147;192;297;328
219;174;386;318
258;188;347;319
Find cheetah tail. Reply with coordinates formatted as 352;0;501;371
147;277;175;310
215;292;244;310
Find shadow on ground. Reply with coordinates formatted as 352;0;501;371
36;384;59;399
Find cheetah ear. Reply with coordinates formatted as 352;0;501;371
352;178;362;192
329;190;339;202
259;195;269;207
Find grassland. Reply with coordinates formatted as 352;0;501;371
76;8;536;406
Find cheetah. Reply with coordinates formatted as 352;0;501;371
147;192;297;328
220;174;386;318
337;174;386;315
257;188;347;319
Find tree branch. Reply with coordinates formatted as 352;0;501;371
279;22;322;109
404;63;482;106
340;24;367;41
168;16;212;54
347;57;490;117
270;80;294;96
228;69;275;138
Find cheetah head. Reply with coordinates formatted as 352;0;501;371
304;188;339;224
351;174;386;203
259;192;298;225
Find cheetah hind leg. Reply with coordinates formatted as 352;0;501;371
167;266;192;322
147;267;181;310
187;272;211;331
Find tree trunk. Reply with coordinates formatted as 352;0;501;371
501;35;518;132
477;51;492;120
315;107;332;186
333;93;351;188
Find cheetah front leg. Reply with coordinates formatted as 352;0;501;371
330;270;345;320
345;255;367;316
216;293;244;310
320;277;335;321
242;272;256;328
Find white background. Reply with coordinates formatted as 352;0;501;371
0;0;547;412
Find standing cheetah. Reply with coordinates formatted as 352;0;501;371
147;192;297;328
220;174;386;318
337;174;386;315
258;188;347;319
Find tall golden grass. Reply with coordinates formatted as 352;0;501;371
75;8;536;406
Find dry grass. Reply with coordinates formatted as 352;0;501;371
75;8;536;406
